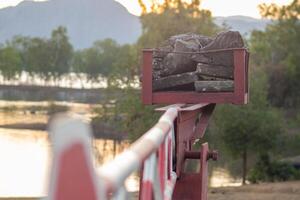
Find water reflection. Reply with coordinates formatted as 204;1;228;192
0;128;50;197
0;109;240;197
0;128;137;197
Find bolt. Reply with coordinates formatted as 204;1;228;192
207;150;218;161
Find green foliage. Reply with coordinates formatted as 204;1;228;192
248;154;300;183
72;39;137;83
138;0;219;47
89;39;120;77
26;37;53;79
258;0;300;20
250;0;300;108
214;68;283;183
114;89;160;141
49;26;73;79
216;69;282;156
0;26;73;81
109;44;139;87
94;88;159;141
0;46;21;80
277;134;300;157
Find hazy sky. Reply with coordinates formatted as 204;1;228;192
0;0;293;18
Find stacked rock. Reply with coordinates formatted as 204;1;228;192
152;31;244;92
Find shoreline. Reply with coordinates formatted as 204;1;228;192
0;122;127;140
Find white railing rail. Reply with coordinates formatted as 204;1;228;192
47;106;179;200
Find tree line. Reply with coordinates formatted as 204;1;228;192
0;0;299;185
0;26;137;87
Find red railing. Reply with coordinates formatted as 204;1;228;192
47;107;179;200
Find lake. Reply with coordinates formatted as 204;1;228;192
0;101;241;197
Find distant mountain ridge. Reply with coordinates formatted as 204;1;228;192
214;15;270;37
0;0;141;49
0;0;269;49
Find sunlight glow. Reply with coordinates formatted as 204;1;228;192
0;0;47;9
115;0;293;18
0;0;293;18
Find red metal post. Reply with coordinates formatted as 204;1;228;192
174;104;215;177
199;143;209;200
53;143;98;200
158;141;166;194
233;49;247;104
169;104;217;200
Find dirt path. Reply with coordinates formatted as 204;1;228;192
1;181;300;200
209;181;300;200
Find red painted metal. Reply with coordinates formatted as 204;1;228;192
158;141;166;194
53;143;98;200
170;104;215;177
184;151;201;159
48;104;221;200
199;143;209;200
193;104;215;139
48;105;218;200
156;104;217;199
172;143;210;200
141;181;153;200
233;50;247;104
141;48;249;105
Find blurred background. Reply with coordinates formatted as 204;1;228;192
0;0;299;199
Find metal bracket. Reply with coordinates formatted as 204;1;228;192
156;103;216;177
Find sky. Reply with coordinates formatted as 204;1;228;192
0;0;294;18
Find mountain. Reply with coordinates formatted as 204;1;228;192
0;0;141;49
214;15;270;37
0;1;270;48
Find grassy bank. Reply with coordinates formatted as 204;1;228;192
2;181;300;200
209;181;300;200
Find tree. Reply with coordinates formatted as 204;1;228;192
215;69;283;184
109;44;139;87
26;37;52;81
78;39;120;82
72;50;87;88
138;0;219;47
49;26;73;81
0;46;21;80
7;27;73;84
7;36;32;75
250;0;300;108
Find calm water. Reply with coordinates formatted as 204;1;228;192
0;102;240;197
0;128;140;197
